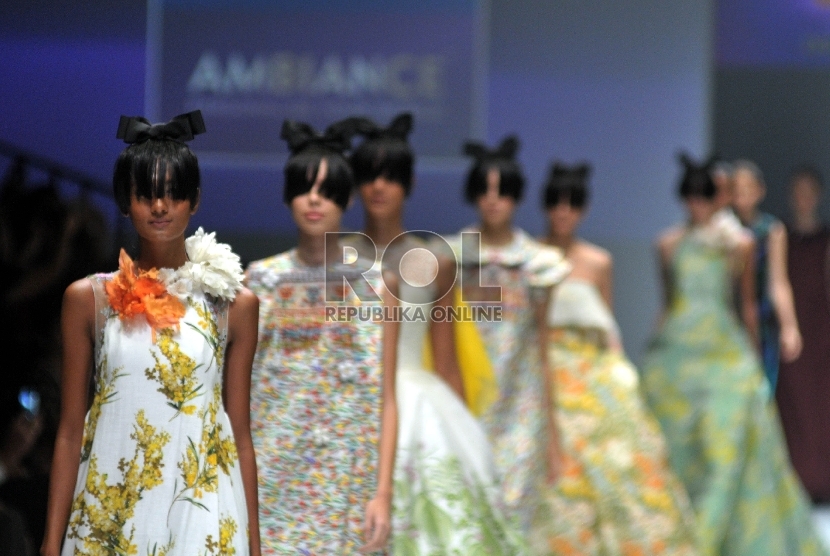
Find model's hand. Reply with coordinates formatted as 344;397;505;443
780;325;803;363
358;493;392;553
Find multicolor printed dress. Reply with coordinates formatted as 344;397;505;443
641;232;828;556
538;278;698;555
448;228;570;536
247;250;385;554
63;230;249;556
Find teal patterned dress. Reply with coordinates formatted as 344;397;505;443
641;232;827;556
745;212;780;390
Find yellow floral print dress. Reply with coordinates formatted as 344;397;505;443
62;228;250;556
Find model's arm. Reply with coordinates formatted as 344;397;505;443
41;279;95;556
533;284;561;484
654;234;675;331
737;236;761;348
360;272;399;553
596;252;624;353
223;288;261;556
428;257;465;401
767;223;802;362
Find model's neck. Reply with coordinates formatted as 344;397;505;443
479;223;514;246
135;239;188;271
735;207;758;227
793;213;821;234
296;232;342;267
545;232;575;256
363;216;405;249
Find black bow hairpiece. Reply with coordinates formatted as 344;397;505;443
463;135;520;162
549;161;591;181
116;110;206;144
281;117;372;155
677;151;718;172
359;112;413;141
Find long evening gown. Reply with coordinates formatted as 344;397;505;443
449;228;570;537
539;277;698;555
641;230;827;556
778;224;830;502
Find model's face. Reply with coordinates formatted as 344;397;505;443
546;199;585;238
359;175;406;224
712;170;733;210
290;158;343;237
790;176;821;219
476;168;516;229
684;195;716;225
128;175;197;245
732;169;764;215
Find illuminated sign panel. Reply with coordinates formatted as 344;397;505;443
147;0;486;164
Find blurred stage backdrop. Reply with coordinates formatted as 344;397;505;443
5;0;830;361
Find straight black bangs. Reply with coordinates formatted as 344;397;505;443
283;149;354;210
543;186;589;209
113;139;200;214
543;165;591;208
350;138;414;194
464;160;525;204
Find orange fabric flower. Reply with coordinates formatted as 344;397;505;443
106;249;186;338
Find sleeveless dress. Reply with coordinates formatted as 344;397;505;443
745;212;781;390
641;231;827;556
63;228;249;556
447;228;570;536
246;250;385;554
778;224;830;502
539;278;698;555
353;236;524;554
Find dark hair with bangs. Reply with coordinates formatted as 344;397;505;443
113;139;200;214
789;163;824;190
463;135;524;203
283;147;354;210
543;162;591;209
350;113;414;195
677;152;717;200
281;118;365;210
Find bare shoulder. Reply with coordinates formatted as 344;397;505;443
656;225;684;254
63;277;95;308
229;287;260;319
576;240;613;271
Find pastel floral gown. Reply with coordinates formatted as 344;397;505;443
247;250;385;554
63;229;249;556
641;231;828;556
538;278;698;555
447;228;570;536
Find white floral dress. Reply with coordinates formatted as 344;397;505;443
62;228;250;556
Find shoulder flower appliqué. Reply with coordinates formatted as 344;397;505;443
105;250;187;337
161;227;245;303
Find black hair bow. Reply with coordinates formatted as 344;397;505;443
550;162;591;181
281;117;372;155
117;110;206;144
360;112;413;141
677;151;718;172
463;135;520;162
